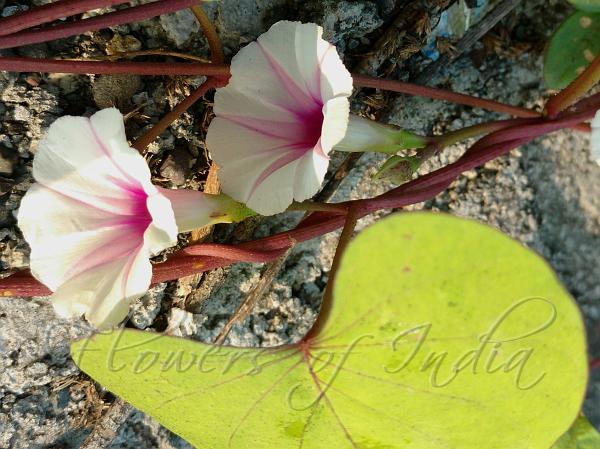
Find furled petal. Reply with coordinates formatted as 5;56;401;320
592;109;600;164
18;108;178;329
206;21;353;216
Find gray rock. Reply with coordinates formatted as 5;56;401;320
159;149;191;186
129;284;168;330
1;4;27;17
319;0;383;56
11;105;30;122
160;10;200;48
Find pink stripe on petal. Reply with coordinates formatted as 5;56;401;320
88;119;142;190
62;230;146;283
120;245;144;299
256;41;319;111
249;149;308;197
222;114;299;142
42;183;142;216
313;139;328;159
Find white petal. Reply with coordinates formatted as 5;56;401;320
293;145;329;203
146;192;178;254
207;116;297;164
227;22;316;113
243;156;300;216
213;79;298;125
32;108;156;214
320;96;351;153
592;109;600;164
52;248;152;330
18;184;144;290
207;21;353;215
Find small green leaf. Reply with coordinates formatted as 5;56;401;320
568;0;600;12
544;12;600;89
72;213;588;449
552;415;600;449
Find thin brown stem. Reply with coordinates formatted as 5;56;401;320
191;5;224;64
102;50;209;63
545;53;600;118
213;245;295;345
133;77;221;152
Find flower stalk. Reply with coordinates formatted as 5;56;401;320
334;114;428;154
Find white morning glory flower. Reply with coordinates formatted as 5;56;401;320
18;108;250;329
206;21;354;215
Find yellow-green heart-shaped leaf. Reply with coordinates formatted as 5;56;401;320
544;11;600;89
72;213;588;449
552;415;600;449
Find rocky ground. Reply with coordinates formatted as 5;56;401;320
0;0;598;448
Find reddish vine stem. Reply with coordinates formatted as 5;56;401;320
1;101;597;296
180;243;289;263
545;53;600;119
0;0;128;37
591;357;600;372
306;205;361;341
465;108;597;157
352;74;539;118
0;57;231;77
0;57;542;119
0;0;201;50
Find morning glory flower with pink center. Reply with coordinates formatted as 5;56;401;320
18;108;252;329
206;21;354;215
206;21;426;215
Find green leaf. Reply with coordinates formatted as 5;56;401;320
552;415;600;449
544;12;600;89
72;213;588;449
568;0;600;12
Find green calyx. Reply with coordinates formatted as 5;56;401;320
335;114;428;155
211;195;257;224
